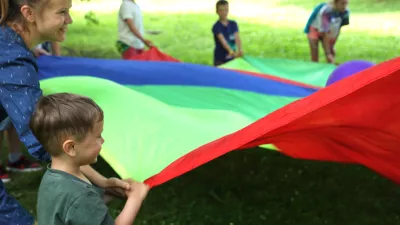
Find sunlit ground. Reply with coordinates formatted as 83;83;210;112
74;0;399;35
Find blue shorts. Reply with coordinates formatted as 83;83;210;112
0;181;35;225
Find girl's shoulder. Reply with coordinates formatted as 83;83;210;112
0;26;35;61
0;27;38;80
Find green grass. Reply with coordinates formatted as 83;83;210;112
4;0;400;224
63;0;399;64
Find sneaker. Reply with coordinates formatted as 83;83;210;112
6;156;43;172
0;165;11;183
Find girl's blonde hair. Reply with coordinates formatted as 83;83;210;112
0;0;48;26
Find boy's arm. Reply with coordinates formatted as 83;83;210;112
234;22;243;56
115;180;149;225
50;42;62;56
213;23;235;55
234;32;242;53
114;196;145;224
81;165;130;197
216;34;235;54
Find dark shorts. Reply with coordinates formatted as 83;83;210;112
213;56;234;66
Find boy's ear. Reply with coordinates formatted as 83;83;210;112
62;139;77;157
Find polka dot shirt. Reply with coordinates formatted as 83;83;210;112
0;25;50;162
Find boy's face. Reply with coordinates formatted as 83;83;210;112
335;0;348;12
217;4;229;20
73;121;105;165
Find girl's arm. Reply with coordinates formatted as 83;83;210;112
51;42;62;56
0;84;50;162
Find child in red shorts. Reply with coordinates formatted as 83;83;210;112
304;0;350;64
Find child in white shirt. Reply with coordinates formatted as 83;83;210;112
116;0;153;59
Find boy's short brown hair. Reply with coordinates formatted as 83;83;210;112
29;93;104;156
216;0;228;9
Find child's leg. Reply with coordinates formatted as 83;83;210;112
307;27;320;62
0;120;11;183
0;181;35;225
6;125;22;155
0;131;3;156
329;38;337;57
308;38;319;62
5;125;42;172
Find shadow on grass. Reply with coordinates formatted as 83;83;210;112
4;143;400;223
95;148;400;225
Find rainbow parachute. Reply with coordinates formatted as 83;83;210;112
37;49;400;187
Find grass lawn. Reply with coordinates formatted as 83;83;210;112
4;0;400;224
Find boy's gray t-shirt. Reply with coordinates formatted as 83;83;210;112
37;168;115;225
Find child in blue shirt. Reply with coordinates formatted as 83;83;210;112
304;0;350;64
0;0;132;224
212;0;243;66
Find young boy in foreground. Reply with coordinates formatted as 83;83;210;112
212;0;243;66
30;93;149;224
